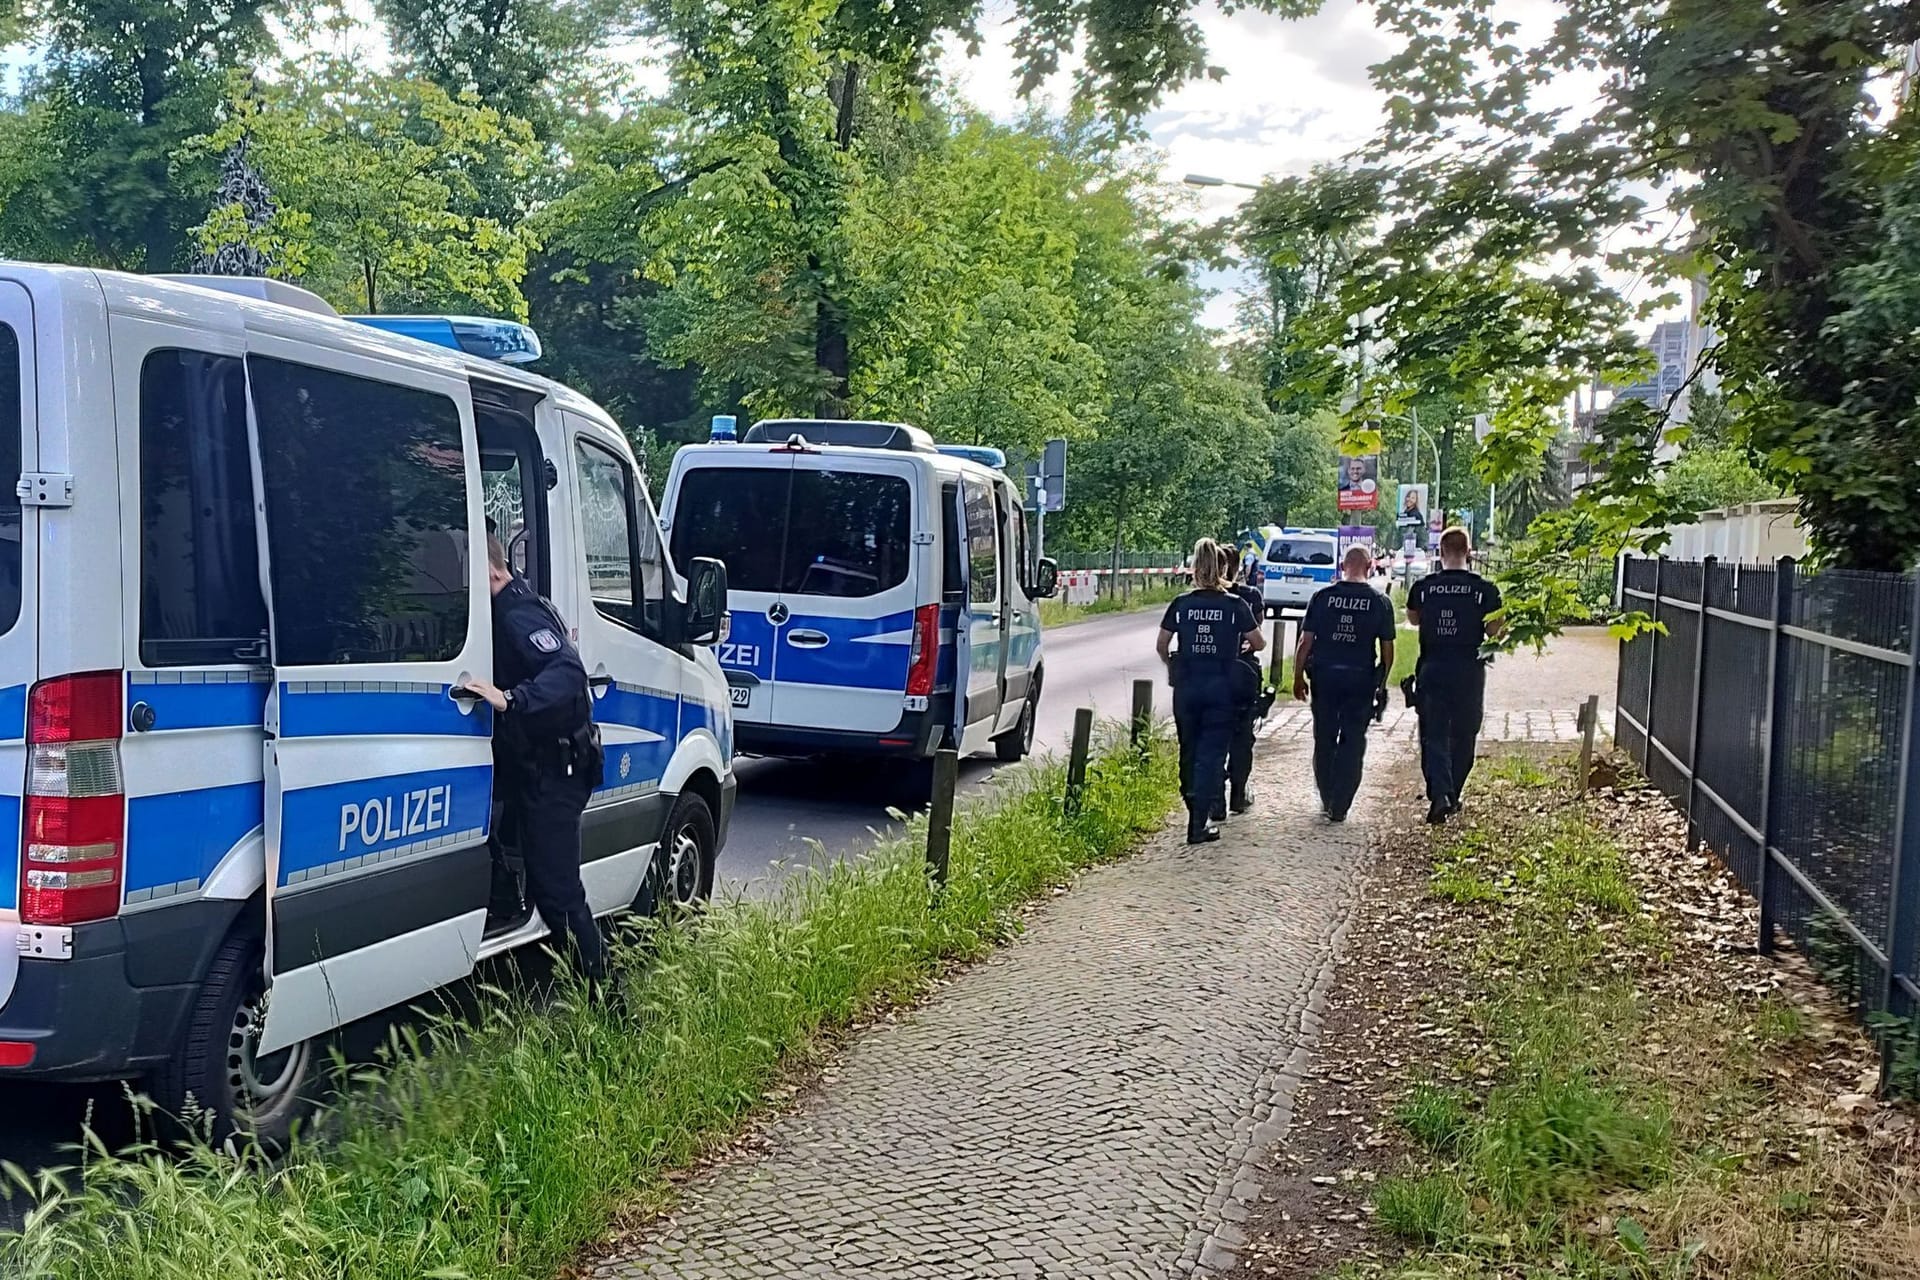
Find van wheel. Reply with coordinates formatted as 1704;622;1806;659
150;928;313;1152
645;792;716;914
994;692;1038;762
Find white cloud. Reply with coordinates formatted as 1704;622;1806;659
940;1;1394;334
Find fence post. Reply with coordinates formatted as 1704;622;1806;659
1684;556;1717;847
925;747;960;888
1578;694;1600;793
1065;707;1094;816
1643;555;1665;773
1130;678;1154;750
1882;575;1920;1046
1756;556;1796;955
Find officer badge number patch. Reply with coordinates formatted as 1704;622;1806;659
530;629;562;653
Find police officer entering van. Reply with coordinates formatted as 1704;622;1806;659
462;536;607;980
1157;538;1266;844
1406;527;1504;824
1293;547;1395;822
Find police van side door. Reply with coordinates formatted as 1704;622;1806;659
992;479;1030;733
242;337;496;1058
563;414;680;912
955;475;1004;755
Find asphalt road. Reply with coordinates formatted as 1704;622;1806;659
0;607;1173;1208
715;607;1171;892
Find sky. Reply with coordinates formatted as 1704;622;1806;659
937;0;1396;332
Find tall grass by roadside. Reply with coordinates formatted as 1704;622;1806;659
0;730;1177;1280
1037;581;1181;629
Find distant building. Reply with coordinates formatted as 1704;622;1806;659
1616;320;1695;413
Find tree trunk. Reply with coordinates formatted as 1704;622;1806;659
814;274;849;419
810;62;860;418
834;63;860;152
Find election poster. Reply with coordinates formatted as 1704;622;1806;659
1396;483;1430;554
1336;455;1379;512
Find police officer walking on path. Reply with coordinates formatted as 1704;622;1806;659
1406;527;1504;824
1156;538;1266;844
1293;546;1395;822
1219;542;1266;817
461;535;607;981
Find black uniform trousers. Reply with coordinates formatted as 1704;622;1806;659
1309;663;1377;819
1226;702;1256;803
515;768;607;980
1174;681;1236;829
1417;654;1487;807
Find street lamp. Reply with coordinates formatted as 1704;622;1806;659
1183;173;1264;193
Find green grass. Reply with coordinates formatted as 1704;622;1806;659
1394;1084;1474;1154
1037;581;1182;629
0;732;1179;1280
1373;1173;1470;1245
1270;625;1420;700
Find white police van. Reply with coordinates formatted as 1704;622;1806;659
1262;527;1340;612
661;420;1057;770
0;265;735;1143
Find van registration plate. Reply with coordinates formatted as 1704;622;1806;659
729;685;751;708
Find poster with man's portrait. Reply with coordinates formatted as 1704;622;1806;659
1336;455;1379;511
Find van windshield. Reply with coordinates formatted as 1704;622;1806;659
671;464;914;599
1268;538;1336;567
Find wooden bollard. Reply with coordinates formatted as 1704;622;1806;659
1130;678;1153;749
1065;707;1094;816
1577;694;1600;793
926;747;960;886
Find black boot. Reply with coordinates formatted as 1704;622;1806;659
1230;788;1254;814
1187;807;1221;844
1426;801;1451;825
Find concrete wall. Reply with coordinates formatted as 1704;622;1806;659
1664;498;1808;563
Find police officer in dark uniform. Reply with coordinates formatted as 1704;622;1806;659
1293;546;1395;822
461;536;607;980
1406;527;1504;824
1218;542;1266;817
1157;538;1266;844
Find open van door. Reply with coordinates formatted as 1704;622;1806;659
243;342;496;1058
955;475;1004;754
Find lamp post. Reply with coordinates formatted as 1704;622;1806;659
1182;173;1264;192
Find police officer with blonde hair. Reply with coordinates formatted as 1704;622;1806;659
1157;538;1266;843
1407;526;1504;823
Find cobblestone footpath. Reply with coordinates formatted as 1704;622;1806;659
601;637;1614;1280
603;740;1378;1280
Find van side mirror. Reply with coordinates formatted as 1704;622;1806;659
1032;557;1059;600
683;557;728;647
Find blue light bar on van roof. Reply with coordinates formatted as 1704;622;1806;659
344;315;543;364
936;444;1007;468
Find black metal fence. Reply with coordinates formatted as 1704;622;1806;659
1617;556;1920;1037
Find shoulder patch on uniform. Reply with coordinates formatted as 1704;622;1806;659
530;628;562;653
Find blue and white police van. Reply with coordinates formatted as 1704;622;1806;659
661;420;1057;770
0;265;735;1143
1261;527;1341;612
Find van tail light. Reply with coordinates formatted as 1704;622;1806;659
20;672;125;927
906;604;941;698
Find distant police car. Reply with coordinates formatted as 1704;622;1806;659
663;420;1058;769
1261;528;1340;612
0;266;734;1144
